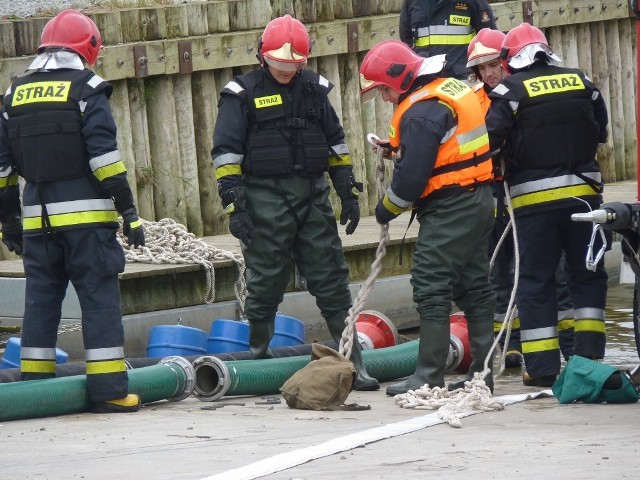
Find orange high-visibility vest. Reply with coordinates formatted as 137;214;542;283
389;77;493;199
472;81;491;116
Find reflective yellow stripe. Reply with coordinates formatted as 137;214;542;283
415;33;475;47
129;218;142;228
557;319;575;331
329;153;352;168
86;359;127;375
458;132;489;155
521;337;559;354
21;359;56;374
92;161;127;181
24;210;119;230
494;317;520;332
215;164;242;180
0;174;19;188
511;184;597;209
574;319;606;334
382;194;406;216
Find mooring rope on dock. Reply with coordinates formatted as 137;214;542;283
117;218;247;315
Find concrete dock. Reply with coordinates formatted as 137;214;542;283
1;374;639;480
1;180;639;479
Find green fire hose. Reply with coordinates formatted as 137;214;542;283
193;340;420;401
0;356;195;422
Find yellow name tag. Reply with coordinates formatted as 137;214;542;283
449;15;471;26
254;94;283;108
524;74;585;97
12;81;71;106
436;78;469;99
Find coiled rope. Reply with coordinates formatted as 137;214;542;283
391;165;514;426
118;218;247;318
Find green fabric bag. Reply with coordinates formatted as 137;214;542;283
552;355;639;404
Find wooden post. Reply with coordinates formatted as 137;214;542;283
561;25;579;69
146;76;188;225
619;18;638;183
338;53;370;215
127;78;155;220
605;20;626;181
590;22;615;182
92;12;139;214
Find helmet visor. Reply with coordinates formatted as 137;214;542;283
264;56;305;72
360;72;379;102
361;87;379;103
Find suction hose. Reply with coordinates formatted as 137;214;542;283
0;342;338;384
193;340;424;401
0;356;195;422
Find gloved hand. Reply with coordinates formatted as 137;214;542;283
222;186;254;246
122;209;145;248
374;197;398;225
340;196;360;235
371;138;397;161
1;215;23;255
331;168;363;235
228;209;254;246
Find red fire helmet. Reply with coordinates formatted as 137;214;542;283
38;9;102;66
259;14;310;72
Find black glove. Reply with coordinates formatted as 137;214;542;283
340;196;360;235
374;198;398;225
1;215;23;255
222;187;254;246
331;168;363;235
122;209;145;248
228;210;254;246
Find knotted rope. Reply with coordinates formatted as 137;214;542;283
338;143;390;360
394;374;504;428
390;166;514;425
118;218;247;318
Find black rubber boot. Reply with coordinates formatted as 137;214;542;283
348;338;380;391
386;319;450;396
249;320;275;359
448;319;495;393
325;313;380;391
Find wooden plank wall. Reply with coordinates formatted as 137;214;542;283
0;0;636;261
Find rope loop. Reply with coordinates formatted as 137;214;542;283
118;218;247;318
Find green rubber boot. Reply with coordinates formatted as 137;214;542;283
386;319;450;396
448;319;495;393
325;313;380;391
249;320;275;359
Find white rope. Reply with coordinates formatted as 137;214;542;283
490;174;521;376
393;372;505;428
339;142;390;359
393;162;517;424
118;218;247;318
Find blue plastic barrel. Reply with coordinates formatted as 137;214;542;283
270;314;305;348
207;319;250;354
0;337;69;370
146;325;207;358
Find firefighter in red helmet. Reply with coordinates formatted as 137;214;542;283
212;15;378;391
486;23;609;387
360;40;496;395
0;10;144;412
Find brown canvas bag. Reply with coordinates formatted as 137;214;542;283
280;343;369;411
